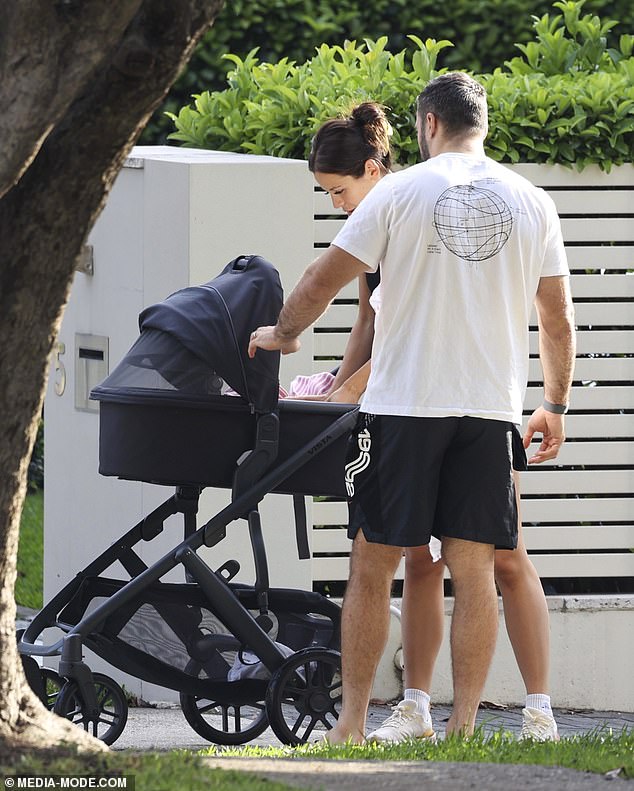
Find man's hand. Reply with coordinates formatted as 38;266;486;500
523;406;566;464
248;326;300;358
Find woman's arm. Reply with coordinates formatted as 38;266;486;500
326;275;375;393
326;360;371;403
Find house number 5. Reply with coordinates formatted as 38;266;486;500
54;342;66;396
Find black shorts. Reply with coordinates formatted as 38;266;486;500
345;413;526;550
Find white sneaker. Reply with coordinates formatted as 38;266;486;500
520;707;560;741
366;700;436;744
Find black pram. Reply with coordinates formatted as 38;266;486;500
18;255;359;746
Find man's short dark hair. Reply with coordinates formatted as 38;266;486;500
416;72;488;138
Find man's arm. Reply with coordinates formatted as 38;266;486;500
248;245;369;357
523;275;576;463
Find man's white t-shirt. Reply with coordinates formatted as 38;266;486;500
332;153;569;425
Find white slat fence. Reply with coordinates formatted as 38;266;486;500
310;164;634;586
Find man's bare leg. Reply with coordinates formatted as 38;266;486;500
442;537;498;736
326;531;402;744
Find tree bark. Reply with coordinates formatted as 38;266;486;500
0;0;223;752
0;2;143;200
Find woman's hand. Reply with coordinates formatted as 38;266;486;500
325;381;363;404
325;360;370;404
284;394;328;401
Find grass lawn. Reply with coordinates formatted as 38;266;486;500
215;729;634;779
4;723;629;791
2;731;631;789
16;489;44;610
3;748;298;791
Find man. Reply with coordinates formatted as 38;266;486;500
249;72;576;740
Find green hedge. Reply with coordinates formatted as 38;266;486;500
168;2;634;170
141;0;634;143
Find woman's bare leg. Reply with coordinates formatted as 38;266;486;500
400;545;445;693
495;472;558;740
495;533;550;695
495;472;550;695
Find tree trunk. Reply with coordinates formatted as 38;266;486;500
0;0;223;752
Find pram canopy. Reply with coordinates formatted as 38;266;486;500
91;254;358;496
92;254;283;414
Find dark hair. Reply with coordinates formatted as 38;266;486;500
416;73;488;138
308;102;392;176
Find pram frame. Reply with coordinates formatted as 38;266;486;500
20;254;358;744
19;403;358;740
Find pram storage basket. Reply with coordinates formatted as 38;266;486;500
58;576;340;699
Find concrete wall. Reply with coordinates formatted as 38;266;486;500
43;148;317;701
43;149;634;710
374;595;634;712
45;148;316;605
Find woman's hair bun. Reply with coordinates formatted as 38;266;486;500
350;102;387;127
309;101;393;176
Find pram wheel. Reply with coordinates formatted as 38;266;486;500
41;668;64;710
53;672;128;745
21;656;62;710
180;660;269;745
265;647;342;745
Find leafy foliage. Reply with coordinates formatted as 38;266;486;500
505;0;634;73
168;2;634;170
167;37;450;162
482;66;634;170
142;0;634;142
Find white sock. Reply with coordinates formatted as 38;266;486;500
525;693;553;716
404;688;431;715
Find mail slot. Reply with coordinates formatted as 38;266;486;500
75;334;109;413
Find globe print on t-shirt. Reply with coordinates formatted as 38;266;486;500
433;183;514;262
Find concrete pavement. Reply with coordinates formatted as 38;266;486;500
112;701;634;751
198;757;626;790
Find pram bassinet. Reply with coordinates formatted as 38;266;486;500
19;254;359;747
91;254;354;497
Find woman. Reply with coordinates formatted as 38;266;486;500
306;102;558;743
